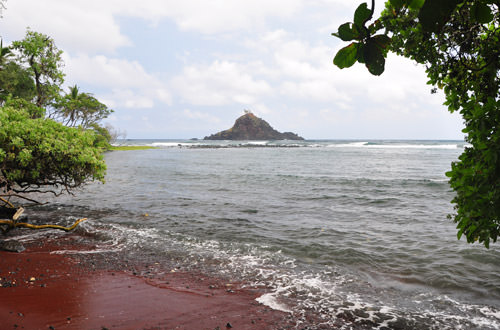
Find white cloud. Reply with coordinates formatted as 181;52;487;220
172;60;272;106
244;31;353;104
63;53;172;109
1;0;306;54
183;109;221;124
102;89;155;109
0;1;131;53
123;0;304;34
280;80;350;103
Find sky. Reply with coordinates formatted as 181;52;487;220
0;0;465;140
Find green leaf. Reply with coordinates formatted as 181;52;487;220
333;23;359;41
364;39;385;75
472;2;493;24
354;3;372;28
408;0;425;10
389;0;405;8
418;0;461;32
357;43;366;64
371;35;391;52
334;43;359;69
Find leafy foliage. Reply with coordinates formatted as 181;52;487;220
0;105;106;196
0;62;36;103
12;29;65;108
53;85;113;129
331;1;391;75
0;38;12;68
332;1;500;247
0;30;113;199
89;123;113;150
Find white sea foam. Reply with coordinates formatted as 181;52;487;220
243;141;269;145
480;306;500;319
327;142;461;149
2;230;60;243
151;142;192;147
256;292;292;313
327;141;369;148
429;178;448;182
368;144;460;149
414;295;500;330
50;248;123;254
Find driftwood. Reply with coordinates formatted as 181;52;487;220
0;197;87;233
0;217;87;232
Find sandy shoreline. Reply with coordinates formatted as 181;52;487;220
0;234;293;329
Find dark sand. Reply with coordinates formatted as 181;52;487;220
0;235;294;330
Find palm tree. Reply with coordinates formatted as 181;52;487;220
0;39;12;98
62;84;82;125
69;84;80;100
0;39;12;70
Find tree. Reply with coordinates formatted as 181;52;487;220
0;102;106;197
0;30;112;233
52;85;115;150
0;100;105;231
6;30;115;150
0;61;36;103
332;0;500;247
0;38;36;104
105;123;127;145
0;39;12;69
53;85;113;129
12;29;64;109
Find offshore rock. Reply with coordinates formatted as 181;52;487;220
204;112;304;140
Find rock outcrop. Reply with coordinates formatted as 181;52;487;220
204;112;304;140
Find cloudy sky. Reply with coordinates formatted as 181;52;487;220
0;0;464;139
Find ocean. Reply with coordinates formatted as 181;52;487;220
21;140;500;329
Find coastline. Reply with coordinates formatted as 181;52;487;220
0;233;293;330
108;145;159;151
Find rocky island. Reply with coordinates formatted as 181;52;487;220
204;111;304;140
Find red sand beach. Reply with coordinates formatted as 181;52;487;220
0;235;294;330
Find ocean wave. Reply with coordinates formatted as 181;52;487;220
74;221;497;330
151;142;191;147
11;212;497;330
327;142;462;150
115;139;466;150
327;141;370;148
243;141;268;145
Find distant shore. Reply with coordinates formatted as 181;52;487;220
109;145;159;151
0;234;292;329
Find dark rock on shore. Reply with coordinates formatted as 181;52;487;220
0;207;17;219
0;240;25;253
204;112;304;140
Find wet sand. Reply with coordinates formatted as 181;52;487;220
0;235;293;329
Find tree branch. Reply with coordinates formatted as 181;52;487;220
0;218;87;232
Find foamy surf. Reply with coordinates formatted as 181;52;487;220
327;141;461;149
256;293;292;313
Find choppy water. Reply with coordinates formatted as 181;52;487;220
17;140;500;329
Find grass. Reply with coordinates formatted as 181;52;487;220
109;145;158;151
